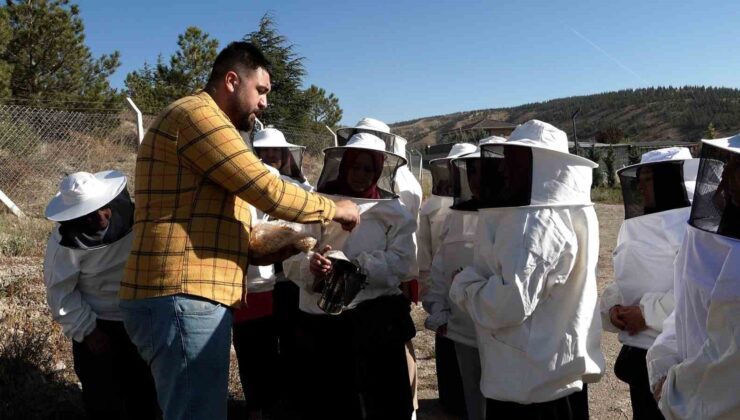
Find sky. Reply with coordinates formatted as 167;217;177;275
76;0;740;125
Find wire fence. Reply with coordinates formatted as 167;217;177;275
1;103;430;217
0;104;144;216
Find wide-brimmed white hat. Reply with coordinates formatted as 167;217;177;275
478;135;507;145
323;132;407;166
336;117;392;143
252;128;304;149
618;147;695;174
701;134;740;154
502;120;598;168
45;170;127;222
429;142;477;164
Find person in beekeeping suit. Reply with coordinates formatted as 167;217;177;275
599;147;698;420
418;141;477;415
646;134;740;420
43;171;159;419
450;120;605;419
337;117;423;416
232;127;315;419
423;140;509;420
283;131;417;420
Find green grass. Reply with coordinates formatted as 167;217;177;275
591;186;623;205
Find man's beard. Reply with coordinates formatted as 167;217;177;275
235;111;256;132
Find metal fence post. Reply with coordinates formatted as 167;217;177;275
0;189;25;218
125;97;145;145
325;125;337;147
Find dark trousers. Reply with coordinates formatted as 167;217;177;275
233;315;279;413
436;334;467;417
273;281;300;376
295;295;415;420
614;345;665;420
72;319;159;420
486;386;589;420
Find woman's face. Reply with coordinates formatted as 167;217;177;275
257;147;283;170
346;153;377;193
637;166;656;209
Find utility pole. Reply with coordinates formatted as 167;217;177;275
571;108;581;155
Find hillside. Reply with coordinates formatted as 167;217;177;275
391;86;740;148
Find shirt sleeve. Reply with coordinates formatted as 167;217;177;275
423;244;452;331
43;236;97;343
176;101;336;224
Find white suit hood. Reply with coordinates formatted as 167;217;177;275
283;196;416;315
480;120;597;208
601;207;690;349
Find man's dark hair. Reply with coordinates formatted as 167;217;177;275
206;42;271;86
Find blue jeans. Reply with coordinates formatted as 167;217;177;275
120;294;232;420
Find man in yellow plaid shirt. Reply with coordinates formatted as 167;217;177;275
119;42;360;420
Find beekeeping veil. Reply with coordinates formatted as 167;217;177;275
429;143;478;197
337;117;420;209
475;120;597;209
617;147;698;220
450;137;507;210
317;132;406;199
252;128;307;182
688;135;740;240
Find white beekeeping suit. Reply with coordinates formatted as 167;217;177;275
43;171;133;343
424;148;489;420
418;142;477;295
283;132;416;314
337;118;421;284
248;128;313;290
449;120;605;405
281;131;417;419
601;147;699;349
647;135;740;420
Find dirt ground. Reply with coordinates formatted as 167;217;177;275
0;204;631;419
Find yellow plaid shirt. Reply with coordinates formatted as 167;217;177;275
120;92;336;307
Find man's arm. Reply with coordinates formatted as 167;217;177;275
176;101;357;228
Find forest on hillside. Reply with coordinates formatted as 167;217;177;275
392;86;740;146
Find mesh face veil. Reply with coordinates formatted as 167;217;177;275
316;148;404;199
254;146;306;181
689;138;740;240
430;158;454;197
618;160;694;219
460;144;533;209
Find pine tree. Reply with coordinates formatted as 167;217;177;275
125;26;219;114
2;0;121;106
304;84;342;129
244;13;308;127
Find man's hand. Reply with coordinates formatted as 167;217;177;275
618;305;647;335
332;200;360;231
653;376;666;402
609;305;626;330
84;326;111;354
310;245;333;277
